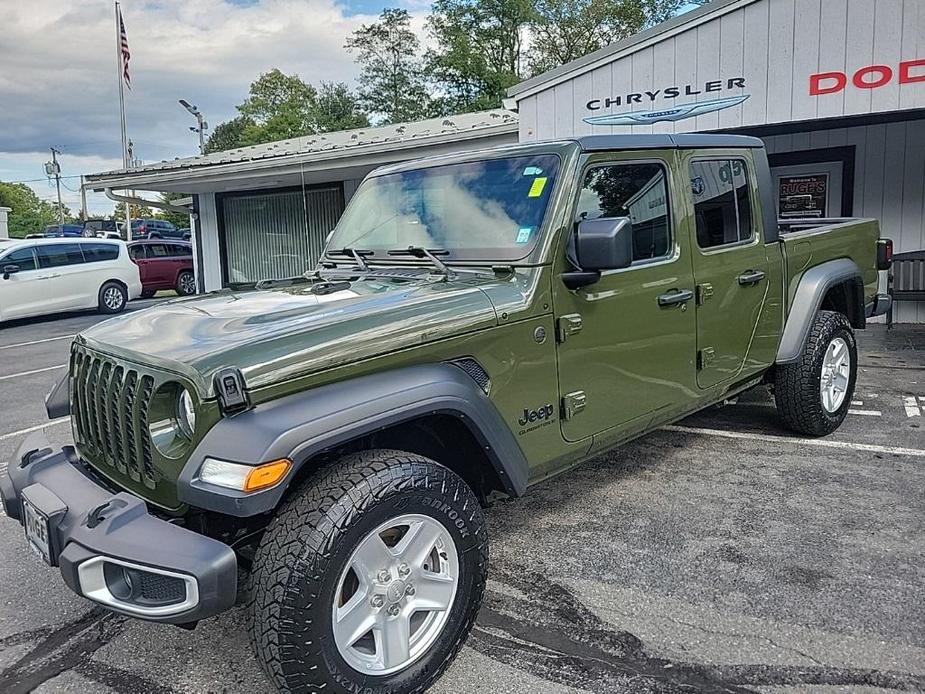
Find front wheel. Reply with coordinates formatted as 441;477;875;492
98;281;127;314
249;449;487;694
774;310;857;436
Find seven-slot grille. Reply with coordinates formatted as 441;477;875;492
70;344;157;489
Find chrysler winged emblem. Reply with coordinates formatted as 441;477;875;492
583;95;749;126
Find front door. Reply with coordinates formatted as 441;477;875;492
554;154;698;443
0;246;42;320
686;157;770;389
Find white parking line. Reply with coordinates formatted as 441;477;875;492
0;418;69;442
903;396;921;418
0;364;66;381
848;409;882;416
0;334;75;351
662;424;925;458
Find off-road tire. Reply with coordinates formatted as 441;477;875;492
774;310;857;436
97;281;127;314
249;449;488;694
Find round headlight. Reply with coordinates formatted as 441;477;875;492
177;389;196;438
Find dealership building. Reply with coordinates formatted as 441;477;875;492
509;0;925;322
86;0;924;320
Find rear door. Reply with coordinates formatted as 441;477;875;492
684;156;770;389
145;243;172;285
553;152;698;442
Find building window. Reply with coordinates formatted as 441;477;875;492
575;162;672;263
690;159;753;249
221;187;344;286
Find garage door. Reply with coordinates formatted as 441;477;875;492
221;186;344;286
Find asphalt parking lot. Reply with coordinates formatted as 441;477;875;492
0;305;923;694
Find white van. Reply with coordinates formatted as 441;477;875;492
0;238;142;322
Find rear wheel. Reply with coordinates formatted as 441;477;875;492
774;310;857;436
98;281;127;314
249;449;487;694
176;270;196;296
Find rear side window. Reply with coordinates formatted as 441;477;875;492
690;159;753;249
36;244;85;268
574;162;672;263
4;247;37;271
168;244;190;256
148;243;168;257
81;243;120;262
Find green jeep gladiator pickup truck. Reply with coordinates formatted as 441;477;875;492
3;134;892;693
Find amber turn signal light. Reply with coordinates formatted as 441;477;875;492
244;459;292;492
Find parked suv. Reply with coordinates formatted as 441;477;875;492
83;219;124;239
127;240;196;297
131;219;191;241
4;135;892;693
0;238;142;321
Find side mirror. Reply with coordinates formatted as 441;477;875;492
2;264;20;280
562;217;634;289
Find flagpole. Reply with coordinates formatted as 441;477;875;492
115;1;130;236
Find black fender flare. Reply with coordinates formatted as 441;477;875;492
177;363;529;516
776;258;864;364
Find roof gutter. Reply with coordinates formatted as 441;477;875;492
103;188;198;220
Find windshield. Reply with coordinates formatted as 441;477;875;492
327;154;561;262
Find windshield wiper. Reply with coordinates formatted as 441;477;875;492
326;247;373;271
387;246;453;278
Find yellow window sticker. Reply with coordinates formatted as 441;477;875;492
528;177;548;198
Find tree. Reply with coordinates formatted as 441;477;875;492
204;75;368;153
530;0;713;73
238;69;319;143
113;201;153;221
156;192;193;230
204;116;253;154
427;0;536;113
0;182;68;237
345;9;432;123
315;82;370;132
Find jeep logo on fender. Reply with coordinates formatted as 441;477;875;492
519;404;554;427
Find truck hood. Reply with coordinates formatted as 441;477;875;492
79;272;503;396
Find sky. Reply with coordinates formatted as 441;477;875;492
1;0;700;221
0;0;430;218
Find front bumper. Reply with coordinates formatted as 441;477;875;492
1;432;237;624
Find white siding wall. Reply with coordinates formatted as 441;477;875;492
766;120;925;323
518;0;925;141
195;193;223;292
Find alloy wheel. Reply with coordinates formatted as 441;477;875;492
331;513;459;675
820;336;850;413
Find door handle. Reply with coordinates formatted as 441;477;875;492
738;269;766;285
37;274;61;280
657;288;695;306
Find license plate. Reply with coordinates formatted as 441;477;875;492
22;496;52;565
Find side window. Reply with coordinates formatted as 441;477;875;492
169;244;190;256
81;243;120;263
36;244;85;268
148;243;168;257
574;162;672;263
4;247;38;271
128;245;146;260
690;159;754;249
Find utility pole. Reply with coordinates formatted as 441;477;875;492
179;99;208;154
80;175;88;221
45;148;65;224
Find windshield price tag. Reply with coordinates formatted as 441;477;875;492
516;227;532;243
528;177;548;197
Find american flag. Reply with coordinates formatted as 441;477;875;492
118;7;131;89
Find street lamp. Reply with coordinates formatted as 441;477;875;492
179;99;208;154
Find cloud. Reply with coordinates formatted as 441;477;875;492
0;0;427;165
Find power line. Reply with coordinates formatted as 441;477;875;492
2;175;83;184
